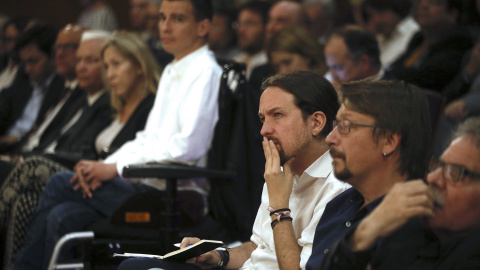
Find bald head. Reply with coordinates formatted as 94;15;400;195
266;1;308;42
55;24;87;80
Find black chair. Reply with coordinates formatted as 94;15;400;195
47;61;266;269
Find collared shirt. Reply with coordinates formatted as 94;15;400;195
242;151;351;269
234;51;268;80
43;89;106;153
6;73;55;138
104;45;222;178
22;80;79;151
305;188;383;270
377;16;419;69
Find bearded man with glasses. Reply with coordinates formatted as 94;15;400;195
320;116;480;269
306;79;432;269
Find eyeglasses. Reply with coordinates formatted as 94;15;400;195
54;43;78;52
429;158;480;184
332;120;378;134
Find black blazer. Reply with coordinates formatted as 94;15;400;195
385;25;474;92
43;92;155;168
52;91;113;159
102;93;155;158
0;71;67;136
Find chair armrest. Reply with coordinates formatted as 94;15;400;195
122;163;236;179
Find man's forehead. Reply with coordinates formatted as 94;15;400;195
160;0;193;15
442;136;480;173
259;86;295;111
336;103;374;121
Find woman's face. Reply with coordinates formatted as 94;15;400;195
270;51;311;75
103;46;143;100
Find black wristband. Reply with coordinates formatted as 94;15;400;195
217;249;230;269
271;216;293;229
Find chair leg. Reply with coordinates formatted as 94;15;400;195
47;231;94;270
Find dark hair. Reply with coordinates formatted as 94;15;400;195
14;23;58;58
361;0;412;21
239;0;272;25
261;71;339;138
165;0;213;21
339;80;431;179
329;25;381;69
2;16;33;34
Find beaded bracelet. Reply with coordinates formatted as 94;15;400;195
271;216;293;229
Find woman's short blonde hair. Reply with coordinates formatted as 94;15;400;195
101;31;162;113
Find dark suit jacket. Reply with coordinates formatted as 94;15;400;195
52;91;113;160
28;85;87;152
385;25;474;92
40;92;155;168
0;71;67;137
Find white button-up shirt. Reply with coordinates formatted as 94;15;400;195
105;45;222;178
243;151;351;269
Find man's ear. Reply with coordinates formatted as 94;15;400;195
311;111;327;137
382;132;401;157
197;19;211;38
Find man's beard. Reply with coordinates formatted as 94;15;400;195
430;185;445;210
330;147;352;181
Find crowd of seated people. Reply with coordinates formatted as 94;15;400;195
0;0;479;269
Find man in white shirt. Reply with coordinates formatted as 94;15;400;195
361;0;419;68
11;1;221;269
118;71;350;269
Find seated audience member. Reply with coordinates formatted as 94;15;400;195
0;30;113;180
0;16;34;91
77;0;118;31
11;0;221;269
118;71;351;269
384;0;474;92
233;1;271;79
0;30;113;270
208;7;240;61
434;40;480;157
320;116;480;270
265;0;309;42
361;0;419;69
266;26;327;75
0;24;87;156
303;0;336;45
249;0;310;91
0;24;66;149
305;79;432;269
324;25;382;91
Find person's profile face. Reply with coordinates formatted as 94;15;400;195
325;104;382;185
426;135;480;232
158;0;207;60
75;39;104;92
259;86;312;165
20;44;55;84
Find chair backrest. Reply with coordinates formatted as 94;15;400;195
206;60;265;241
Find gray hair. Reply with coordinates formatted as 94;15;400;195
453;116;480;149
80;29;111;42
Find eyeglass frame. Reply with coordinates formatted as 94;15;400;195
332;119;378;134
429;158;480;184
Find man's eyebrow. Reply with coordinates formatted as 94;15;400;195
259;107;283;117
